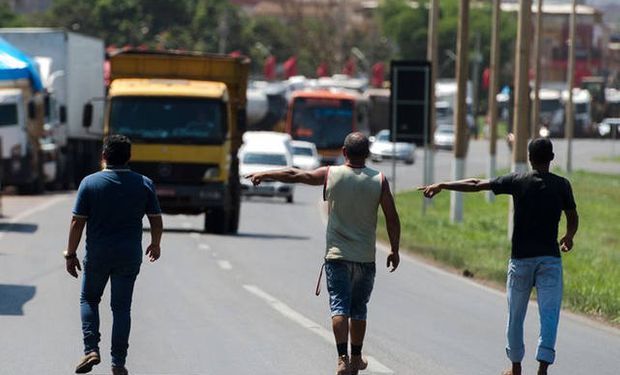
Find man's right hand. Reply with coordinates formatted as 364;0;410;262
245;172;264;186
560;235;574;252
418;183;443;198
146;244;161;262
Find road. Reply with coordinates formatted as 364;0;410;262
0;139;619;375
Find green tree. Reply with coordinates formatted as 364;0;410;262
0;2;26;27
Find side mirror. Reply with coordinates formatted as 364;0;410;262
369;136;376;143
28;100;36;120
82;103;93;128
59;105;67;123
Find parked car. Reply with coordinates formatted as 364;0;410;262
291;140;320;170
239;135;295;203
598;118;620;138
369;130;415;164
434;124;455;150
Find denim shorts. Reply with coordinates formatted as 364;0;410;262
325;260;376;320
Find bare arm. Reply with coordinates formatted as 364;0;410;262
560;209;579;252
380;177;400;272
418;178;492;198
247;167;329;186
65;216;86;278
145;215;163;262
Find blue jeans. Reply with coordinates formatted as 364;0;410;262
506;256;563;364
81;260;141;367
325;260;376;320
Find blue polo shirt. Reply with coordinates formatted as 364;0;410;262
72;167;162;264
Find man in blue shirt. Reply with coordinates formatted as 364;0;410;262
64;135;163;375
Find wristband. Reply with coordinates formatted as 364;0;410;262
63;251;77;260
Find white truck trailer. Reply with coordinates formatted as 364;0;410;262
0;28;105;187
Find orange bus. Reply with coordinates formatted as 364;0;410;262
285;90;368;165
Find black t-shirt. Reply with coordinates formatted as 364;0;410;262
491;171;577;259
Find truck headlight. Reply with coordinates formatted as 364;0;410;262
203;167;220;180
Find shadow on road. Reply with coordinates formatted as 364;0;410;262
236;232;310;241
0;223;38;234
157;227;204;234
0;284;36;315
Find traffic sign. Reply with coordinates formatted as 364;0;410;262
389;61;432;145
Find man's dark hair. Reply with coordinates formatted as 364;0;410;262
344;132;370;160
528;138;554;165
103;134;131;166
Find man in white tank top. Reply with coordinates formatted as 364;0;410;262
247;132;401;375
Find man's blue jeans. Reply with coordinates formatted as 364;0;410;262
81;260;141;367
506;256;563;364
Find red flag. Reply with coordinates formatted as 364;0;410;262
371;62;385;88
229;50;242;58
343;57;356;77
283;56;298;79
482;67;490;90
316;62;329;78
264;55;276;81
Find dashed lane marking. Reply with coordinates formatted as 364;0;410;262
243;284;394;374
217;260;232;270
199;243;211;251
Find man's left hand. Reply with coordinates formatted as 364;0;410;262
560;236;574;252
387;252;400;272
417;184;442;198
66;257;81;278
146;244;161;262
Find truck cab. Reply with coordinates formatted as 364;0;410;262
89;51;249;234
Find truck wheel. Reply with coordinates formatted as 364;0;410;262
204;207;229;234
286;194;294;204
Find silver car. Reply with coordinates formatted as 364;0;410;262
369;130;416;164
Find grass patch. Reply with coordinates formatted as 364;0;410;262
378;170;620;324
593;155;620;163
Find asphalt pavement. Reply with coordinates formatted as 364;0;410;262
0;139;619;375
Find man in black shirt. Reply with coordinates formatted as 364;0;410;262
419;138;579;375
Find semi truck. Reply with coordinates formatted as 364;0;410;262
84;50;249;234
0;37;47;193
0;28;105;188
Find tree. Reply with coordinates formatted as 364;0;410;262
0;2;26;28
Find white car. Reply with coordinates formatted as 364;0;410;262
434;124;455;150
369;130;415;164
291;140;320;170
239;137;295;203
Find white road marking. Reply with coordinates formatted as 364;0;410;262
199;243;210;251
190;233;200;239
182;222;192;229
243;284;394;374
217;260;232;270
0;196;69;240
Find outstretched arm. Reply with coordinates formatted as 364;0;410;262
246;167;329;186
560;209;579;252
380;177;400;272
418;178;492;198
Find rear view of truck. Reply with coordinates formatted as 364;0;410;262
101;51;249;234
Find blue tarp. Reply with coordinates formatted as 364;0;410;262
0;37;43;91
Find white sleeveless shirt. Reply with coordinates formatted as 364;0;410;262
324;165;383;263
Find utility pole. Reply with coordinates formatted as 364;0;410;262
487;0;501;203
565;0;577;173
512;0;532;174
424;0;439;213
451;0;469;223
509;0;533;238
472;32;482;122
531;0;544;139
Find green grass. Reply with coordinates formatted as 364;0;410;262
378;170;620;324
593;155;620;163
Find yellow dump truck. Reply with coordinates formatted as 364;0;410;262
85;50;249;233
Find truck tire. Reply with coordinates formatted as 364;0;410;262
204;207;229;234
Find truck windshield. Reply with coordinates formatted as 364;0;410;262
290;98;354;149
109;96;226;144
0;104;18;126
540;99;561;113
